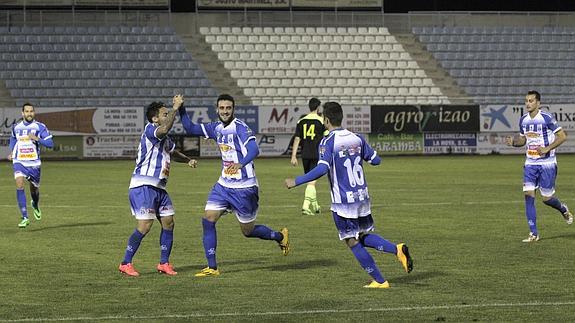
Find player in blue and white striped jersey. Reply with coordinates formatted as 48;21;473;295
119;95;198;277
179;94;289;277
506;90;573;242
285;102;413;289
8;103;53;228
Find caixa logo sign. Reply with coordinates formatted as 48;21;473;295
371;105;479;134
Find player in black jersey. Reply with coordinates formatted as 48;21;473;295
290;98;326;215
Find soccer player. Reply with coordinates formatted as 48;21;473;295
505;90;573;242
179;94;289;277
119;95;198;277
285;102;413;288
290;97;326;215
8;103;54;228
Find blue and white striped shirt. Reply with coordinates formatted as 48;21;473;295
519;110;561;165
201;118;258;188
10;120;53;167
319;129;378;218
129;123;175;190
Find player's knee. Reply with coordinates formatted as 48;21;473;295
345;238;360;248
161;219;174;230
240;223;255;236
15;178;25;189
524;191;535;198
137;221;153;234
241;227;253;237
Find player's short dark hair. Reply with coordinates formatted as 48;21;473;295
323;101;343;127
308;97;321;111
527;90;541;102
22;102;34;111
217;94;235;108
146;101;165;123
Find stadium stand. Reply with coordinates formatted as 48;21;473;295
413;26;575;104
200;26;449;106
0;25;217;107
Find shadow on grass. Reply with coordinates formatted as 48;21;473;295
224;258;339;274
175;258;268;273
28;221;114;232
389;270;447;284
542;232;575;241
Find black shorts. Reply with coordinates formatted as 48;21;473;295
302;158;319;174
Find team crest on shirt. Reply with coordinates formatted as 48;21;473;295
319;146;326;158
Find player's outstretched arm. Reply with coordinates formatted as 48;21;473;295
290;163;329;188
178;104;205;137
285;178;296;189
171;149;198;168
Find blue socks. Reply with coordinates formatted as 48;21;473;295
16;189;28;219
246;225;282;242
202;218;218;269
122;229;145;264
361;234;397;254
543;197;568;214
160;229;174;264
525;195;538;235
350;243;386;284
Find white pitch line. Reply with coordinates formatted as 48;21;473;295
0;200;524;209
1;198;573;210
1;301;574;322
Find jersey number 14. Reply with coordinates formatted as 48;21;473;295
303;124;316;140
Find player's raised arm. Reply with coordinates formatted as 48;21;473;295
155;97;181;139
178;104;206;137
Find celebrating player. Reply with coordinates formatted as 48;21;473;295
285;101;413;288
179;94;289;277
9;103;54;228
119;95;198;277
505;90;573;242
290;97;326;215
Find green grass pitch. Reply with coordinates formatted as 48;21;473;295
1;155;574;321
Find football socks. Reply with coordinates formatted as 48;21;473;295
202;218;218;269
159;229;174;264
543;197;568;213
246;225;283;242
350;243;386;284
30;189;40;209
16;189;28;219
122;229;145;265
525;195;538;236
361;234;397;254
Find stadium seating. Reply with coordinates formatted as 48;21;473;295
413;26;575;104
0;26;217;107
200;26;447;105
